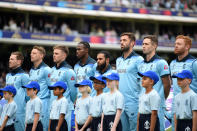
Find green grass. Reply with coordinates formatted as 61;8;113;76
166;127;172;131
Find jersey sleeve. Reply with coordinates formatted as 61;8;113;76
116;92;124;110
192;59;197;78
34;99;42;114
191;93;197;111
65;69;77;103
7;103;17;118
60;99;68;115
157;60;170;77
21;73;30;102
150;92;160;111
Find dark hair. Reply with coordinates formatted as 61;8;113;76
144;35;158;46
33;88;39;95
56;86;66;93
78;41;90;51
98;51;110;59
120;32;136;42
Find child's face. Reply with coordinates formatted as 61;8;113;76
26;88;36;97
53;87;64;96
177;78;191;88
106;79;118;89
78;86;88;93
93;79;105;91
142;76;154;88
3;91;13;100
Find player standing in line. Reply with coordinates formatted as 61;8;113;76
172;70;197;131
137;71;160;131
101;72;124;131
74;41;96;98
92;51;113;96
170;35;197;130
74;80;92;131
138;35;171;131
23;81;43;131
0;85;17;131
30;46;51;131
48;81;69;131
50;45;77;131
116;32;143;131
6;52;30;131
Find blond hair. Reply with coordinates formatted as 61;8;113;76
11;51;24;64
53;45;69;55
33;46;46;57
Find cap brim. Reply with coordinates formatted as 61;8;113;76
172;74;185;79
48;86;55;90
138;72;144;77
74;84;80;87
89;76;96;80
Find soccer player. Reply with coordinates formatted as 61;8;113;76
30;46;51;131
116;32;143;131
170;35;197;130
138;35;171;130
6;52;30;131
74;41;96;98
92;51;113;96
172;70;197;131
50;45;77;131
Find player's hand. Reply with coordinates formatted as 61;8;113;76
55;127;60;131
110;126;116;131
0;127;3;131
48;128;51;131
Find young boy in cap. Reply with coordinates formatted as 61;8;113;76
137;71;161;131
74;79;92;131
89;75;106;131
48;81;68;131
0;85;17;131
172;70;197;131
101;72;124;131
22;81;43;131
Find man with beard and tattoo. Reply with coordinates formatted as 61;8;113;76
92;51;113;96
6;52;30;131
170;35;197;131
74;41;96;98
116;32;143;131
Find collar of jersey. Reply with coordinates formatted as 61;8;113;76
10;66;23;75
176;54;194;62
144;54;160;63
121;51;136;60
32;61;45;70
79;56;92;67
55;61;71;69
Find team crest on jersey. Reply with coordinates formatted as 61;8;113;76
71;76;75;80
164;65;168;70
144;120;150;129
14;77;17;81
185;126;191;131
76;69;79;75
48;74;51;78
85;68;87;74
150;64;153;70
127;60;131;65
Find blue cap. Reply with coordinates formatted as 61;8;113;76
22;81;40;91
0;85;17;95
138;71;159;85
102;73;119;81
172;70;193;80
48;81;67;90
75;79;92;89
89;75;106;85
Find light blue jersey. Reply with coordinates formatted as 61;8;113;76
116;51;143;131
6;67;29;131
170;54;197;130
139;89;160;114
102;91;124;115
170;54;197;95
92;64;113;96
50;97;68;120
0;101;17;127
74;56;96;98
29;62;51;99
90;93;104;117
50;61;76;130
75;96;92;125
25;97;42;124
138;54;170;131
29;62;51;130
174;89;197;119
